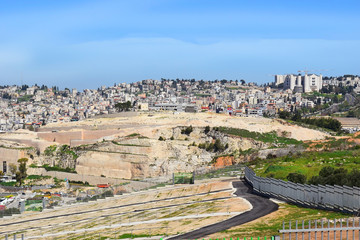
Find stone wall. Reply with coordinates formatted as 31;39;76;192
37;129;120;145
0;147;30;173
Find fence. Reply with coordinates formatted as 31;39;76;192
279;218;360;240
194;165;244;180
173;172;195;184
244;167;360;214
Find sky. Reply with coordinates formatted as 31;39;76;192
0;0;360;89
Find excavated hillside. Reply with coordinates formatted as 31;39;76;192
35;126;302;179
0;112;330;179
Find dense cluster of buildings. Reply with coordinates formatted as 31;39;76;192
0;74;358;131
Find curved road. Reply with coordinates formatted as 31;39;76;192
168;180;278;240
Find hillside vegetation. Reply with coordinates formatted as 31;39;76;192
250;135;360;187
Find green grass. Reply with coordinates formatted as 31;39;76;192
44;145;57;156
216;127;302;146
41;164;77;173
125;133;141;137
27;175;51;180
117;233;154;239
0;181;16;186
251;149;360;180
17;95;33;102
111;141;150;147
148;183;167;189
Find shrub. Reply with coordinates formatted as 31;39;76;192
204;125;210;134
181;126;193;135
158;136;166;141
286;172;306;184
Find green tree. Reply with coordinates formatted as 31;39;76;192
115;101;132;112
214;139;225;152
286;172;306;184
181;125;193;135
204;125;210;134
9;164;17;175
291;111;302;122
15;158;28;186
279;110;291;120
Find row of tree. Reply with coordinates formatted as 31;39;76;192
115;101;132;112
198;139;228;152
278;110;342;132
321;85;354;95
286;166;360;188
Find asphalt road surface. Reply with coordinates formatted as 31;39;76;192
168;180;279;240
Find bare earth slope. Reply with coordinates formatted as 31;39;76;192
39;112;328;142
0;112;328;180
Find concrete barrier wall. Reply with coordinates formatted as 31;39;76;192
244;167;360;214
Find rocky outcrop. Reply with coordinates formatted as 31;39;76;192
74;135;214;179
72;126;267;179
35;126;273;180
213;156;235;167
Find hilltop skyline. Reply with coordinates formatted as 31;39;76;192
1;0;360;89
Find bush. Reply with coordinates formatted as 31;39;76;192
69;180;91;186
198;139;226;153
27;175;51;180
214;139;225;152
188;142;196;147
286;172;306;184
204;125;210;134
307;166;360;187
42;164;77;173
181;126;193;135
158;136;166;141
44;145;57;156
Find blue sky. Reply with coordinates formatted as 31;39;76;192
0;0;360;89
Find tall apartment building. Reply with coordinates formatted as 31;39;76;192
275;74;322;93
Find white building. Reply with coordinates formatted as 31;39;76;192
276;74;322;93
274;75;286;86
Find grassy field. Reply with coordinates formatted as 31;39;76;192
216;127;302;146
250;148;360;181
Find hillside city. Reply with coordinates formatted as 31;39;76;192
1;74;360;132
2;1;360;239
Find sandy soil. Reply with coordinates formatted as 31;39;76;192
0;112;328;150
42;112;328;141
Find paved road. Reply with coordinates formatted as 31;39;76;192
168;180;279;240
